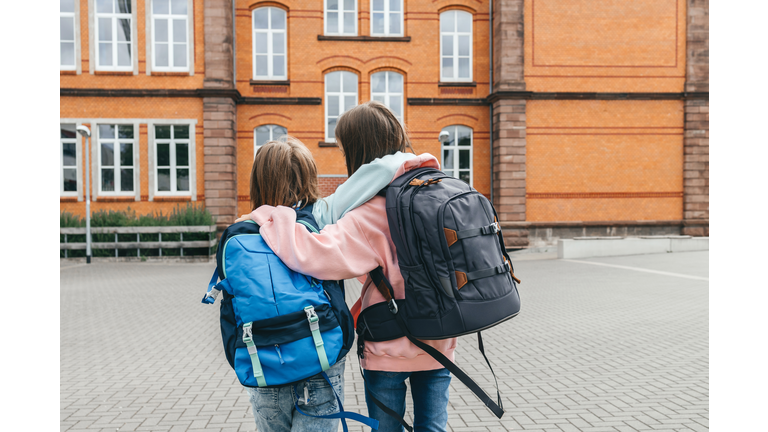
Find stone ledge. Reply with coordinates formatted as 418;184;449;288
558;237;709;259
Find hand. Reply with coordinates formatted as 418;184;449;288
235;213;251;223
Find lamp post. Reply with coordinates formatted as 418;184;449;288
76;125;92;264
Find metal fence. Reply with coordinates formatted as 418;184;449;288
60;225;217;258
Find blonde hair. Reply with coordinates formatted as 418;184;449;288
250;136;321;210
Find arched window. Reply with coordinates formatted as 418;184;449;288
371;71;403;122
325;71;358;142
254;124;287;156
252;7;287;80
440;10;472;82
440;125;472;185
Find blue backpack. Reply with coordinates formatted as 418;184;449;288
201;204;377;431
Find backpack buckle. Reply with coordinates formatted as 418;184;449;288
491;222;500;234
243;322;253;343
388;299;399;315
304;306;320;331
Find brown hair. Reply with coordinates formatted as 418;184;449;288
250;136;321;210
335;100;414;176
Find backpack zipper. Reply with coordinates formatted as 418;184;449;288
274;344;285;364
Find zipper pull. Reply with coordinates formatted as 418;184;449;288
274;344;285;364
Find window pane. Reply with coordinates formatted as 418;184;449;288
326;72;340;92
343;12;355;34
459;171;470;184
174;125;189;139
117;0;131;14
157;143;170;166
118;125;133;138
155;43;169;67
457;127;472;145
372;95;385;103
389;72;403;92
173;44;187;67
458;35;470;56
155;19;168;42
440;11;454;32
443;169;454;178
63;143;77;166
274;126;287;136
391;0;401;12
101;143;114;166
344;96;356;112
156;125;171;139
372;13;384;34
96;0;113;13
443;149;454;170
172;19;186;42
176;143;189;166
327;119;337;140
102;168;115;191
254;33;267;54
171;0;187;14
272;8;286;29
327;12;338;32
389;13;400;34
457;12;471;32
153;0;169;14
442;58;453;78
99;125;115;139
344;0;355;10
255;56;268;76
253;8;268;29
61;0;75;13
61;124;77;139
176;169;190;191
61;43;75;66
99;43;113;65
389;96;402;116
342;72;357;92
121;168;134;191
120;143;133;166
327;95;339;116
442;35;453;56
255;126;271;147
459;149;470;169
117;42;131;66
63;169;78;192
327;0;338;11
61;17;74;40
273;56;285;76
157;169;171;191
98;18;112;41
458;58;470;78
117;19;131;41
442;127;455;145
273;32;285;54
371;72;386;93
372;0;384;11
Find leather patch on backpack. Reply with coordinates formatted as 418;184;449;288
444;228;458;247
455;271;468;289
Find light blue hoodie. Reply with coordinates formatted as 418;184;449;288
312;151;418;229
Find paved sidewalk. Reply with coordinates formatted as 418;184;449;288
61;251;708;432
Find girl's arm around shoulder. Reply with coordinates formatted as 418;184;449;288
251;205;381;281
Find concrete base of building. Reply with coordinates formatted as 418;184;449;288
557;236;709;259
60;256;214;263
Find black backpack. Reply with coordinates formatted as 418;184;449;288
357;167;522;431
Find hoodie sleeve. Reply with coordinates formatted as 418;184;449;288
252;205;381;281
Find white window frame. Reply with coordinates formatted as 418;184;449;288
439;10;473;82
252;7;287;80
95;0;134;71
324;0;357;36
325;71;358;142
440;125;473;186
370;0;403;37
97;124;136;195
254;125;288;157
60;1;78;70
154;124;192;196
370;71;403;123
60;124;79;196
150;0;190;72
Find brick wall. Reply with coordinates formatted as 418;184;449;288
319;176;348;197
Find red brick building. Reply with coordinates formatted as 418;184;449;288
60;0;708;247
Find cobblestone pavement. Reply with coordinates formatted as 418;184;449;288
61;251;708;432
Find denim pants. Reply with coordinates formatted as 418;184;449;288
245;358;346;432
364;368;451;432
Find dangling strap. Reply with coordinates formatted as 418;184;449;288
201;269;221;304
242;322;267;387
293;371;380;431
304;306;330;371
358;360;414;432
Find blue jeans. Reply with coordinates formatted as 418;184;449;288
364;368;451;432
245;359;346;432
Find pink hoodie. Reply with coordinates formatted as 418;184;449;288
250;153;457;372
